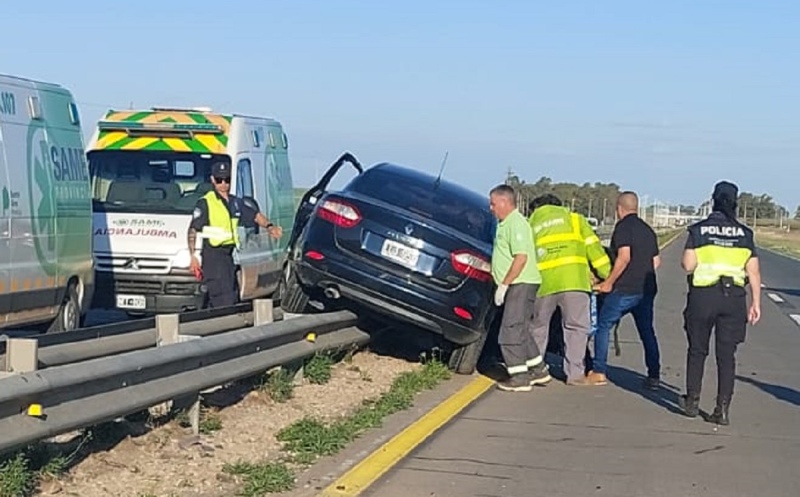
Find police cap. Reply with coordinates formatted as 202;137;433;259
211;162;232;179
713;180;738;202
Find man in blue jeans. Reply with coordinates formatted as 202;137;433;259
589;191;662;390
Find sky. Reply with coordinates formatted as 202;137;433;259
2;0;799;210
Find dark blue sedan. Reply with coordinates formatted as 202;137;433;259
280;153;498;374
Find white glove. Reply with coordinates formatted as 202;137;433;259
494;284;509;306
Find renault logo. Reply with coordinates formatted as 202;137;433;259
404;224;414;235
123;257;139;270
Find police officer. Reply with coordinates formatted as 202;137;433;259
679;180;761;426
187;161;283;308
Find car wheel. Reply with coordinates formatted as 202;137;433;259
448;331;489;375
279;262;312;314
48;285;81;333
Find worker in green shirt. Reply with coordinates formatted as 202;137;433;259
489;184;550;392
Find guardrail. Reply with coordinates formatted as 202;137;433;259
0;301;283;372
0;300;364;455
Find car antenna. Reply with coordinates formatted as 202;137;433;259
433;151;449;189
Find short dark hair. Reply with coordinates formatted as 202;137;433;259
489;184;516;204
529;194;562;212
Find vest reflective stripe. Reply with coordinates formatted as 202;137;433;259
590;254;611;268
692;245;751;287
201;191;239;247
538;255;589;271
537;231;582;245
585;235;600;245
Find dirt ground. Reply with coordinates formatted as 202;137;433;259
36;350;418;497
755;227;800;258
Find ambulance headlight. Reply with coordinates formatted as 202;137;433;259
173;249;194;269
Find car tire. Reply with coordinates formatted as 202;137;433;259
448;331;489;375
48;284;81;334
279;262;311;314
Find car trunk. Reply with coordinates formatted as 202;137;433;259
329;194;490;292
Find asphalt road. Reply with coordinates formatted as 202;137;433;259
757;248;800;328
364;235;800;497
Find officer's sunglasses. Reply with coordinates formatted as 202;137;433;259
213;176;231;184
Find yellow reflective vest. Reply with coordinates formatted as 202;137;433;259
687;214;754;287
201;191;239;247
529;205;611;296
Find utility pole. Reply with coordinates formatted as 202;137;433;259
588;198;593;218
602;198;607;225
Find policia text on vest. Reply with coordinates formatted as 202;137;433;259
187;162;283;308
678;180;762;427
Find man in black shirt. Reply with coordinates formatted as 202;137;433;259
588;191;662;389
187;161;283;308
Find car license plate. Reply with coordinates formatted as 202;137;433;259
380;239;420;267
116;294;146;310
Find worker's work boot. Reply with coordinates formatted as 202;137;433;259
497;373;532;392
709;399;730;426
529;364;552;386
679;393;700;418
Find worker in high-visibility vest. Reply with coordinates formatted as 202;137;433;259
187;161;283;308
679;180;761;426
527;194;611;385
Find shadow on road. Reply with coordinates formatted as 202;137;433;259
736;374;800;407
607;365;685;415
764;287;800;298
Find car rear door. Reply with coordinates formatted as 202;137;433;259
287;152;363;251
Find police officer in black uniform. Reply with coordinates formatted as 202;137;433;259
187;161;283;308
679;181;762;426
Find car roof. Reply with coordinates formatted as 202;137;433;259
355;162;489;209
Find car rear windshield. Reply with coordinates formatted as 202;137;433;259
348;169;496;243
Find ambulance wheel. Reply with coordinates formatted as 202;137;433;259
48;284;81;334
279;262;311;314
449;331;489;375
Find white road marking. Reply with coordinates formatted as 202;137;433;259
790;314;800;327
760;283;766;288
768;293;785;303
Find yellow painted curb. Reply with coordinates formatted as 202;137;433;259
316;374;495;497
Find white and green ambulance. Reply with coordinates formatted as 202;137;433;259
0;73;94;332
85;107;296;314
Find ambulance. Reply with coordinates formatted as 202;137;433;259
0;73;94;332
85;107;296;314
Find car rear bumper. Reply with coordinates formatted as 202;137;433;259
294;257;490;346
93;271;206;314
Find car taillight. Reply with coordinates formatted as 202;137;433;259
316;199;362;228
451;250;492;282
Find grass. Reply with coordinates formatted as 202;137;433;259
304;353;335;385
754;227;800;258
261;368;296;403
225;359;452;495
657;228;683;247
0;441;80;497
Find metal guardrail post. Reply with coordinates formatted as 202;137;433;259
253;299;274;326
0;339;38;379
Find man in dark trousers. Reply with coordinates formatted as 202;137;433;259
489;184;549;392
187;161;283;308
589;191;662;389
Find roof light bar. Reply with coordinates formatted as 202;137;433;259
97;121;223;134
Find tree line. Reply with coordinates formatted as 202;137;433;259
506;173;798;224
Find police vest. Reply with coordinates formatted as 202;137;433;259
529;205;611;296
689;216;753;288
201;191;240;247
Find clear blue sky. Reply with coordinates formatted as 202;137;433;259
3;1;799;210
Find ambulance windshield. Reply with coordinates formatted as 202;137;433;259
89;151;226;214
